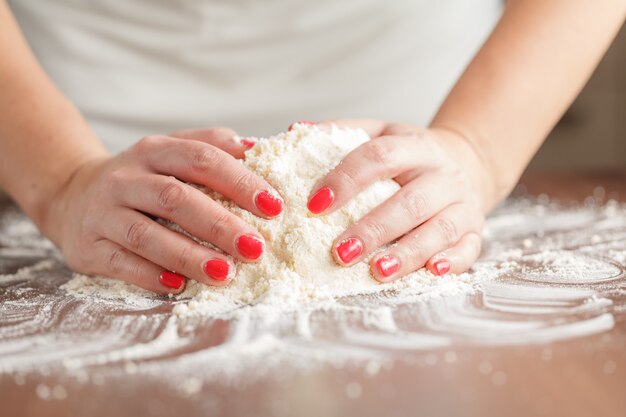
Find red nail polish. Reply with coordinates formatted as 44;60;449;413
240;138;255;149
255;190;284;217
203;259;231;281
236;234;264;260
288;121;315;131
432;259;451;276
336;237;363;264
159;271;185;290
307;187;334;214
376;255;399;277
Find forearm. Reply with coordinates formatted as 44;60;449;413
431;0;626;210
0;2;109;227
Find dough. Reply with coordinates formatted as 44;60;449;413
167;123;434;316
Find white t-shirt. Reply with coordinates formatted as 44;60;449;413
9;0;502;153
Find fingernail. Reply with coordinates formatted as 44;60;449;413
236;234;264;260
240;138;255;149
288;121;315;131
376;255;400;278
255;190;284;217
336;237;363;265
307;187;334;214
203;259;231;281
159;271;185;290
432;259;451;276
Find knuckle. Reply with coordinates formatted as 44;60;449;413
399;189;429;220
210;127;236;138
135;135;165;152
157;179;188;214
437;217;458;247
403;130;425;143
106;247;128;275
365;140;393;168
173;244;193;273
101;168;126;193
209;210;234;240
360;219;389;246
402;236;427;263
125;220;151;250
232;170;258;195
191;146;221;173
333;165;360;191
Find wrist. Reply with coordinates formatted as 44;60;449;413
35;153;110;244
429;126;500;212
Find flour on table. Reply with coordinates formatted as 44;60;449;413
3;172;624;386
64;123;449;317
62;274;162;309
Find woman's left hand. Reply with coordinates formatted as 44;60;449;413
306;119;493;282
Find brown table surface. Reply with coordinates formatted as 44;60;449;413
1;171;625;417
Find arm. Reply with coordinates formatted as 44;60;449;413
0;1;108;230
0;2;283;293
311;0;626;281
431;0;626;210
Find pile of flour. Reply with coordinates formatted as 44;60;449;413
64;123;451;317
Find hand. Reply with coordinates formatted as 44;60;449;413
43;128;283;294
307;119;490;282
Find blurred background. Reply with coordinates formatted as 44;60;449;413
0;4;623;205
527;24;626;172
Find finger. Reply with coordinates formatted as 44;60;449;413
136;136;284;219
368;204;483;282
332;172;467;266
306;133;440;215
169;127;252;159
101;209;245;287
115;174;265;262
425;233;482;276
91;238;186;295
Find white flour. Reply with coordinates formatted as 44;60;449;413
174;123;444;316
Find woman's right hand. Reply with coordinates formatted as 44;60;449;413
42;128;283;294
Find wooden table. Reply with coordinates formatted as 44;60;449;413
1;171;625;417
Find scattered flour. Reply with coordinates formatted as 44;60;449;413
0;259;57;284
62;274;162;309
518;250;622;283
